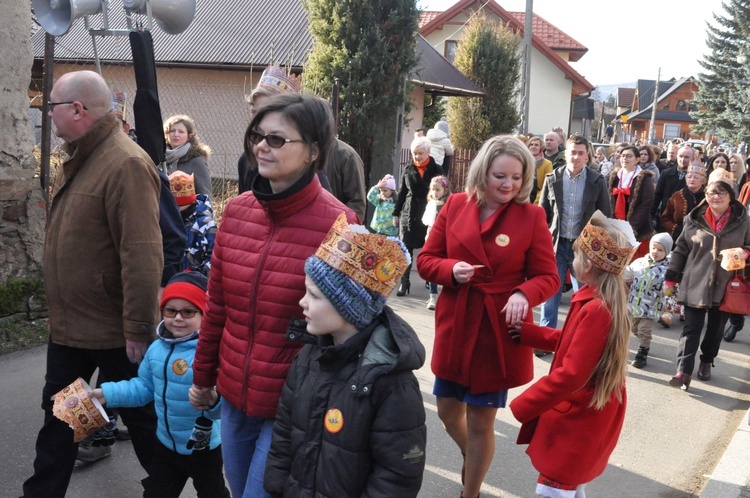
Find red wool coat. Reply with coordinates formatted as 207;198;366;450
509;285;627;486
416;193;559;393
192;175;357;418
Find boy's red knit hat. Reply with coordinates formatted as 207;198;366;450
160;271;208;314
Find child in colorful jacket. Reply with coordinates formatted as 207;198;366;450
169;171;217;276
624;232;672;368
366;174;399;236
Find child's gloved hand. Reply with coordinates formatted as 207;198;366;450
663;282;676;297
186;415;213;451
92;416;118;447
508;322;522;344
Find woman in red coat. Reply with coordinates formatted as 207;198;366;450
417;135;560;498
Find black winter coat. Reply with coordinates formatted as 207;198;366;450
264;307;427;498
393;158;442;249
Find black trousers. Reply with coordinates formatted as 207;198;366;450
22;340;157;498
143;442;230;498
676;305;729;376
729;313;745;330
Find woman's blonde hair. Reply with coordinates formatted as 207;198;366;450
730;153;746;178
573;219;630;410
465;135;535;205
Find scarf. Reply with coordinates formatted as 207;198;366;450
612;168;638;220
414;157;430;178
705;207;731;234
165;142;191;168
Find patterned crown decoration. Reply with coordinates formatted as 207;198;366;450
314;213;410;296
168;171;196;206
577;211;639;276
111;91;127;121
256;66;302;95
708;167;734;187
686;164;706;177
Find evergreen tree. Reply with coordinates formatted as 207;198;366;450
303;0;419;174
423;96;448;131
693;0;750;141
447;15;521;150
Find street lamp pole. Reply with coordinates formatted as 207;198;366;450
520;0;533;134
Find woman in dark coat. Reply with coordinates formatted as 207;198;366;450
393;136;442;296
609;145;655;260
163;114;212;198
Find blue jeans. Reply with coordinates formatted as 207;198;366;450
23;340;157;498
221;402;274;498
540;239;579;329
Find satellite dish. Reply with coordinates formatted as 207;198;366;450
123;0;196;35
32;0;103;36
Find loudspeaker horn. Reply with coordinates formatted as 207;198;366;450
32;0;104;36
123;0;196;35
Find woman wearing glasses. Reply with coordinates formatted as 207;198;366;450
664;168;750;389
659;164;706;241
163;114;213;198
609;145;655;260
190;93;357;498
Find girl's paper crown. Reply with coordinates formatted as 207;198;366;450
577;211;639;275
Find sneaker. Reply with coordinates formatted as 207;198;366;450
115;426;131;441
76;441;112;463
534;349;551;357
426;295;437;311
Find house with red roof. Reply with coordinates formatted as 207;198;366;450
418;0;594;137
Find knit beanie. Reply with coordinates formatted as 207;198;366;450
383;174;396;191
435;119;450;137
650;232;673;255
160;271;208;314
304;213;410;329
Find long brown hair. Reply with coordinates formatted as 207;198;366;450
574;220;630;409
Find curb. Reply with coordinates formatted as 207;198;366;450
701;408;750;497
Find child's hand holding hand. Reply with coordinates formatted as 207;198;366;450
189;384;215;410
508;322;522;344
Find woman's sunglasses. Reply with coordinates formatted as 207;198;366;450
248;130;305;149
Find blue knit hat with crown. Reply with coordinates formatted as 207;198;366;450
304;214;410;329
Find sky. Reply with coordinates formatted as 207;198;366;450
418;0;727;88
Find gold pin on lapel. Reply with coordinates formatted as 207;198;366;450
495;234;510;247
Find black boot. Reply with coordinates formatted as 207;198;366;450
724;324;738;342
631;346;649;369
396;281;410;296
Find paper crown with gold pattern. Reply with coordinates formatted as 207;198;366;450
255;66;302;95
168;171;197;206
111;91;127;122
686;164;706;177
577;211;639;275
708;167;734;187
304;213;410;328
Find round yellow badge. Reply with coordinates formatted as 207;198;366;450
374;260;396;282
172;359;188;375
324;408;344;434
495;234;510;247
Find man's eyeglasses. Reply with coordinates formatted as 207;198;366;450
620;153;635;159
47;101;88;110
248;130;305;149
161;307;201;319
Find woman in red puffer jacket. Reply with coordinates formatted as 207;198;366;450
190;93;357;498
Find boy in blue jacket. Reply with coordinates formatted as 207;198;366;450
92;271;229;498
264;213;427;497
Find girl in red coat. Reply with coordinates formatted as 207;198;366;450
509;211;637;497
417;135;560;498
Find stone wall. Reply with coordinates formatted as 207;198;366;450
0;5;45;295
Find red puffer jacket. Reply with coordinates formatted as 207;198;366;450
192;174;357;418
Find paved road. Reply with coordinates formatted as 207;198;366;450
4;270;750;497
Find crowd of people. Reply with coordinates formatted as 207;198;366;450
20;67;750;498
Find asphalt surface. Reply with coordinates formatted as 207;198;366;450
4;267;750;497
